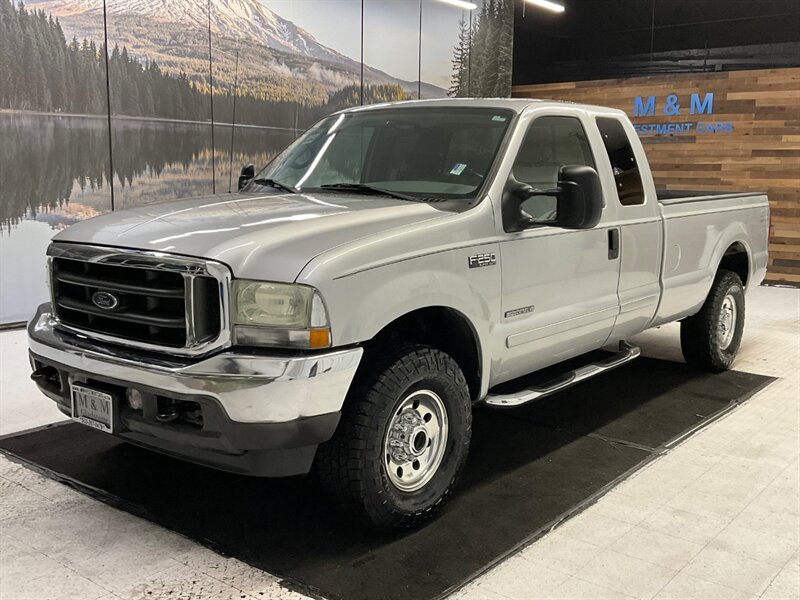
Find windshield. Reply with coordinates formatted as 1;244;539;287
246;107;514;200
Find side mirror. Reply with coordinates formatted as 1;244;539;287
502;165;603;232
238;164;255;191
555;165;603;230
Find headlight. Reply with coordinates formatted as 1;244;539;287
231;280;331;349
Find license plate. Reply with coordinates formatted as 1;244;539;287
71;384;113;433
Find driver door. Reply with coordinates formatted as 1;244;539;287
496;114;621;382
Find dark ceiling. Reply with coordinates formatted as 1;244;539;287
512;0;800;85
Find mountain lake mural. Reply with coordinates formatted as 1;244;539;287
0;0;514;323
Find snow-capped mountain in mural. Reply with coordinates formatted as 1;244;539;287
32;0;352;64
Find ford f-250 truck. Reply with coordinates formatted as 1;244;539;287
28;99;769;529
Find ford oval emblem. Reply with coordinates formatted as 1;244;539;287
91;291;119;310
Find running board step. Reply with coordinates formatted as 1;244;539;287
483;341;641;408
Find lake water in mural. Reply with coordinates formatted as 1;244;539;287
0;112;296;323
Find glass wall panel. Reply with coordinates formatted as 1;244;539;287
0;0;113;323
215;0;361;189
422;0;514;99
364;0;420;103
466;0;514;97
420;0;469;99
104;0;214;210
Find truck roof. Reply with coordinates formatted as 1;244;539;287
340;97;627;117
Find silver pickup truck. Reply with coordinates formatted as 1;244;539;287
28;99;769;529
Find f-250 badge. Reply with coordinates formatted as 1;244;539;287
468;253;497;268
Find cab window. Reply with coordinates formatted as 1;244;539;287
595;117;645;206
512;116;596;220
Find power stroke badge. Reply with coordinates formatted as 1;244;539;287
505;305;535;318
468;253;496;269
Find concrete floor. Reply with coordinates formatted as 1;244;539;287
1;285;798;600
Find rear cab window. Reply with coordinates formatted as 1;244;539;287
595;117;646;206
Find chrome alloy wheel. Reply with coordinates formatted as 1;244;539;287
384;389;449;492
718;294;737;350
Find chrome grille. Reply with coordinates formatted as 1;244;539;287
48;244;230;355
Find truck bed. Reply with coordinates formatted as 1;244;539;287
652;190;770;326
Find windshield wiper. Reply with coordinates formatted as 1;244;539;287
319;183;416;202
251;178;297;193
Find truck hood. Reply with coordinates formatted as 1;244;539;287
53;192;454;281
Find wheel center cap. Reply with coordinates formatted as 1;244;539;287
718;295;737;350
387;410;428;462
409;428;428;457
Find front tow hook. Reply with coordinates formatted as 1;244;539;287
31;365;59;384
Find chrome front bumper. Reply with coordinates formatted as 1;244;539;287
28;304;363;424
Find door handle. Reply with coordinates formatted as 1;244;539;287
608;228;620;260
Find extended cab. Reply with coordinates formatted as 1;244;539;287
28;99;769;529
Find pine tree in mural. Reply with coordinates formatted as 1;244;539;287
493;0;514;96
449;0;514;98
449;15;471;97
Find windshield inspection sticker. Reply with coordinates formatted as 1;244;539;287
450;163;467;176
492;115;507;122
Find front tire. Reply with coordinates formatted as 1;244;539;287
680;269;745;372
315;344;472;530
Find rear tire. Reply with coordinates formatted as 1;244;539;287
680;269;745;372
315;343;472;530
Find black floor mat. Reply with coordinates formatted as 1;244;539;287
0;358;773;600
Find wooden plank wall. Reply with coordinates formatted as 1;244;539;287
513;68;800;286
